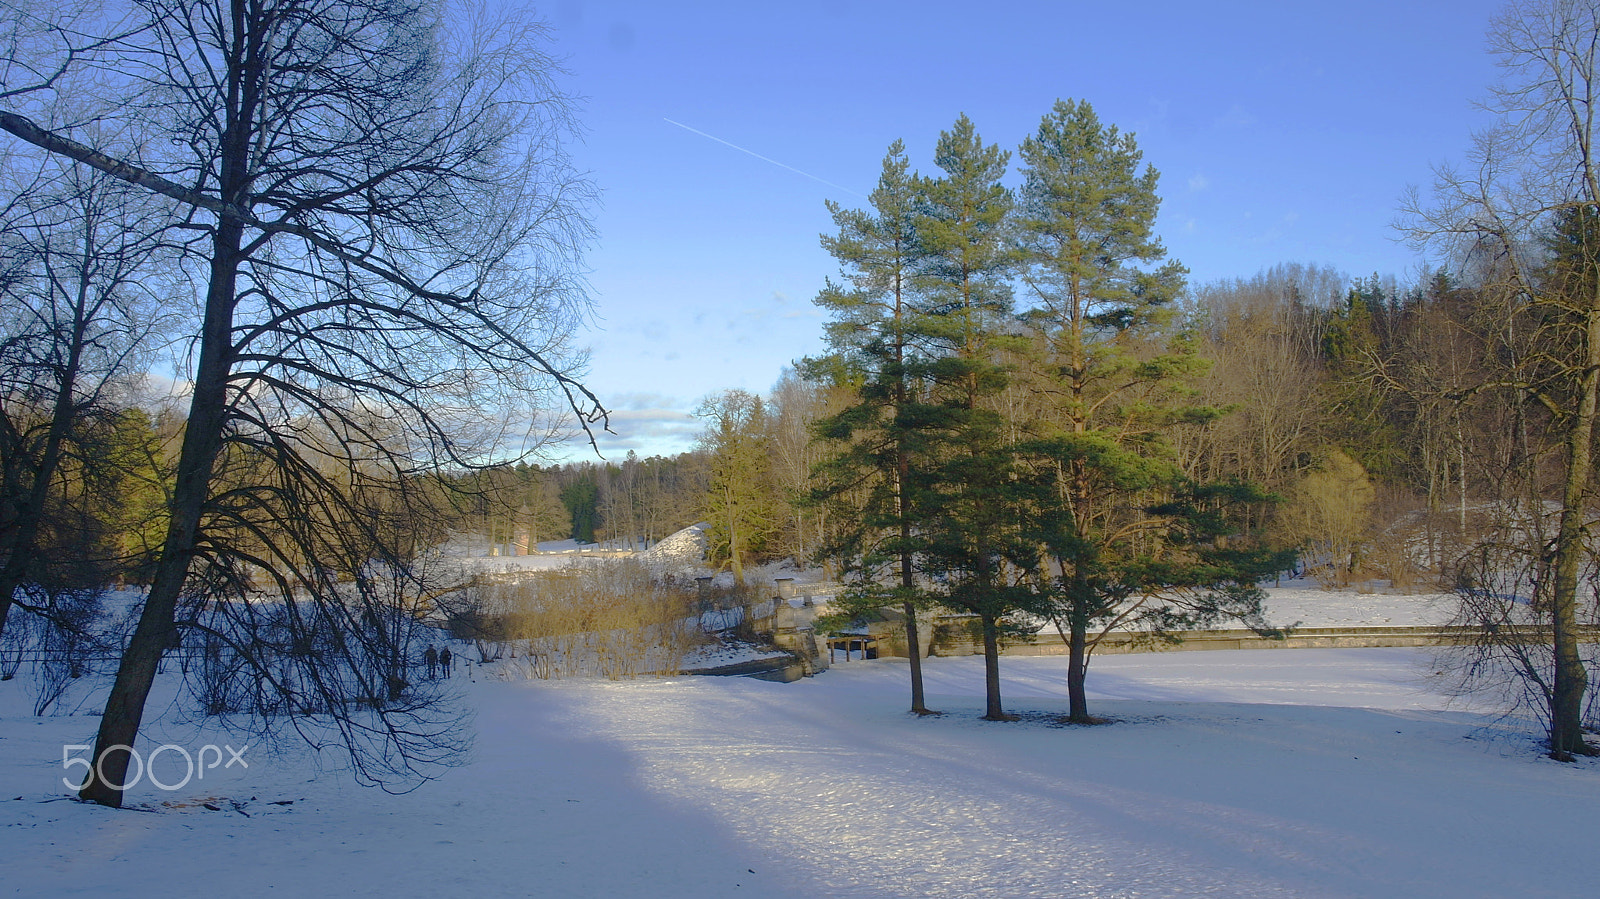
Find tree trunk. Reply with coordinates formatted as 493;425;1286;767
897;430;931;714
1547;295;1600;759
1066;605;1090;723
1053;560;1094;721
980;613;1010;721
78;219;241;807
902;599;929;714
0;346;83;643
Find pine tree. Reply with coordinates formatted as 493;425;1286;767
696;389;774;583
1321;276;1408;479
807;141;942;713
1013;99;1287;722
914;115;1039;721
560;473;600;544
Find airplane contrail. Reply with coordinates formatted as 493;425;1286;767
663;117;864;198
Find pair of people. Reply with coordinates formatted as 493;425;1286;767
422;645;454;679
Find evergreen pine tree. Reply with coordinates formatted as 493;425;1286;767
806;141;940;713
696;389;774;583
914;115;1039;721
1320;276;1408;479
1013;99;1288;721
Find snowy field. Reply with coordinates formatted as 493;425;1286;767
3;647;1595;898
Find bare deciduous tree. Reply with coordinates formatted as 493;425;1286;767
1180;270;1332;494
1;0;604;805
1403;0;1600;759
0;156;175;642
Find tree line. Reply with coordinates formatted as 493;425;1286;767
433;453;710;551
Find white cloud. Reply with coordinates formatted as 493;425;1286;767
544;392;702;461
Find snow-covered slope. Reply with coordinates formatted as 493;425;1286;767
643;522;708;575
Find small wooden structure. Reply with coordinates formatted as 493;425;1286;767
826;632;878;662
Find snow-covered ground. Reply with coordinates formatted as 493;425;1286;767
432;536;637;575
4;647;1593;898
678;638;794;670
1257;578;1455;628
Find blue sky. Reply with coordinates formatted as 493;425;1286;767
542;0;1506;461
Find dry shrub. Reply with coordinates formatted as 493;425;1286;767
1281;449;1375;587
476;559;706;679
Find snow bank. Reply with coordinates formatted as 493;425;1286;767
643;522;709;575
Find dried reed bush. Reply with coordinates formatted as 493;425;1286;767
476;559;706;679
